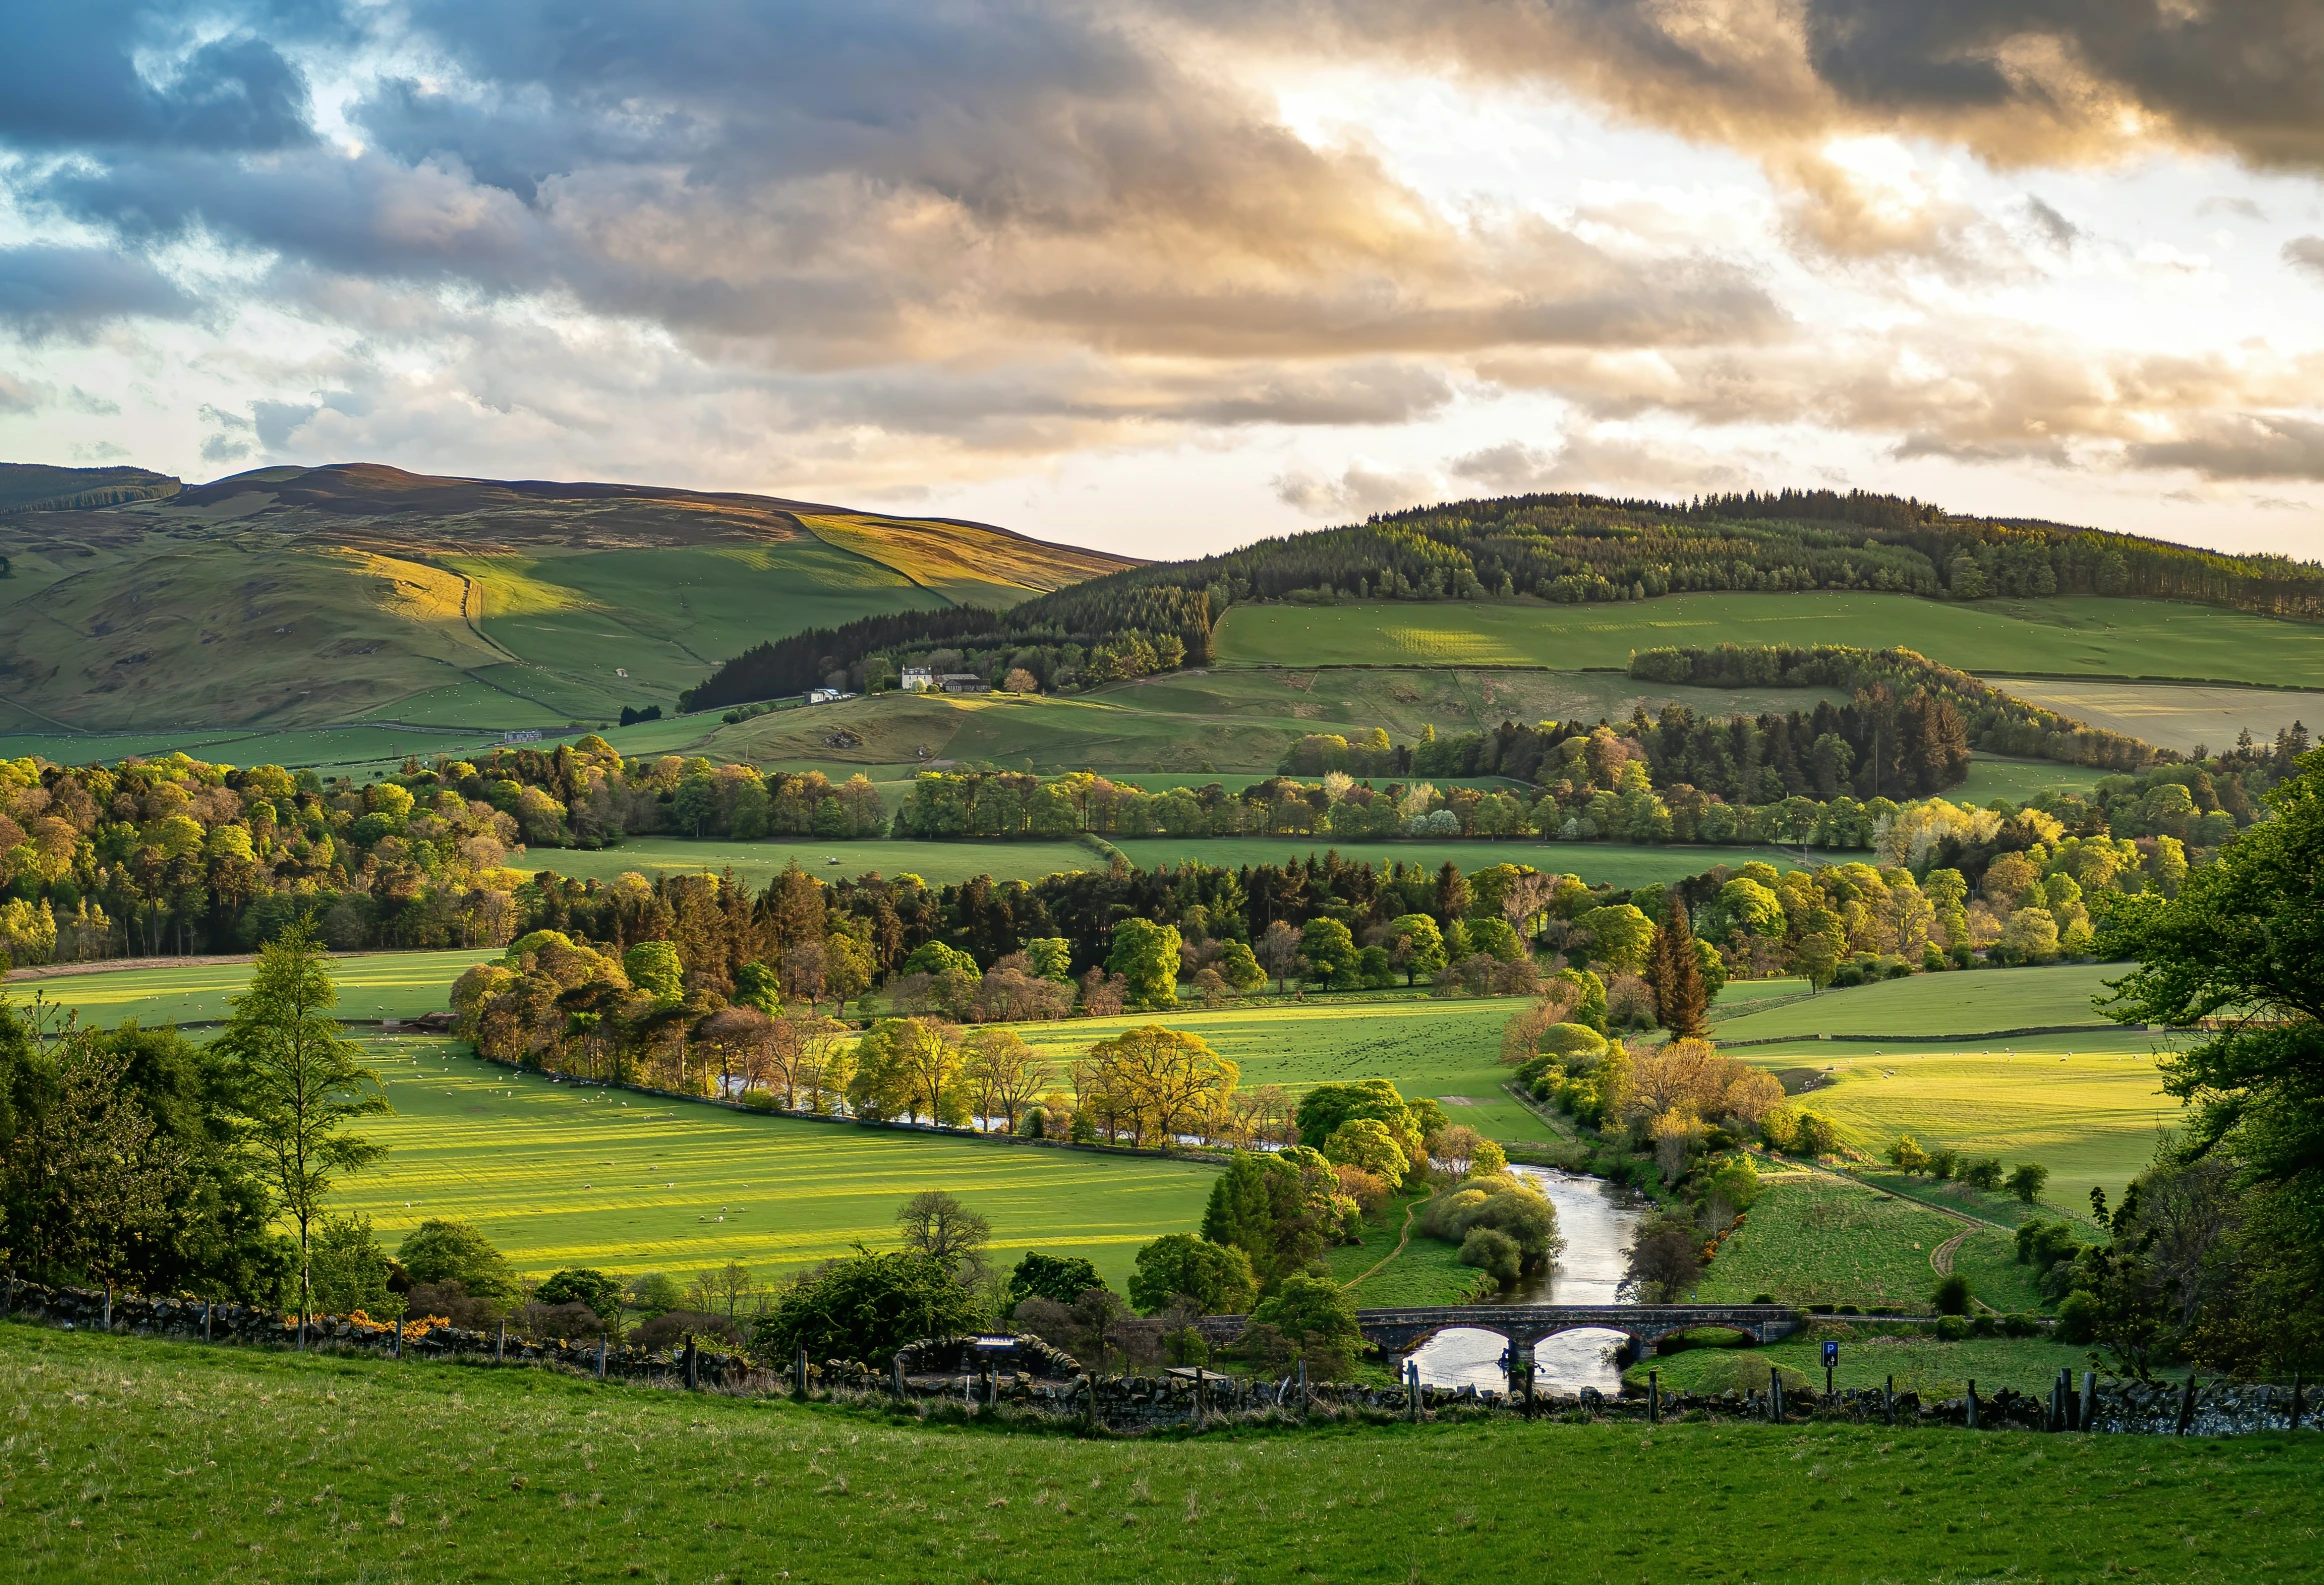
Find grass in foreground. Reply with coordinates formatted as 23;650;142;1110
338;1043;1216;1285
8;1324;2320;1584
1627;1331;2109;1401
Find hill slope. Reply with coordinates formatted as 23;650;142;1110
0;463;1130;734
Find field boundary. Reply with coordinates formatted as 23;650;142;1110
1717;1022;2127;1047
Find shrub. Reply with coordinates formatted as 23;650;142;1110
2006;1162;2051;1204
1934;1315;1971;1341
518;1300;606;1341
1416;1172;1563;1268
626;1272;684;1317
1537;1022;1609;1060
633;1310;745;1352
1333;1163;1391;1217
535;1268;623;1320
2054;1290;2097;1344
751;1251;982;1365
1459;1226;1522;1285
397;1220;516;1302
1006;1252;1106;1310
1931;1273;1973;1315
1127;1234;1257;1316
1246;1274;1363;1375
405;1280;501;1330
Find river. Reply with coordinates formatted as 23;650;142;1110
1404;1164;1646;1394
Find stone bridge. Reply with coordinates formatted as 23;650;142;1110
1197;1303;1798;1356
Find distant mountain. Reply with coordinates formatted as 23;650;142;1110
0;462;1132;734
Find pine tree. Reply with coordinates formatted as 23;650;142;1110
1649;902;1710;1040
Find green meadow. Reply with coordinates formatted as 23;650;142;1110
1628;1330;2103;1400
1953;754;2110;805
8;948;500;1029
1214;591;2324;687
1990;675;2324;756
1711;962;2121;1040
1693;1174;2042;1313
347;1041;1214;1286
17;1327;2320;1585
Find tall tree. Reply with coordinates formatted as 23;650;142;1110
215;919;389;1342
1648;902;1710;1040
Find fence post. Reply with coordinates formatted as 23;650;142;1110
203;1299;212;1345
1406;1360;1421;1423
2177;1373;2199;1436
794;1346;808;1399
391;1318;401;1361
1298;1357;1309;1417
2080;1371;2097;1433
1769;1367;1782;1423
1083;1373;1097;1431
891;1355;905;1401
1884;1374;1896;1426
102;1285;112;1332
1;1272;12;1318
496;1320;506;1365
1648;1370;1659;1425
685;1336;699;1392
2291;1373;2304;1432
1966;1380;1978;1430
596;1333;606;1380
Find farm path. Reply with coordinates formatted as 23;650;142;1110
1930;1229;1969;1278
1344;1193;1427;1293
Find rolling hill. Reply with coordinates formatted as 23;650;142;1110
0;462;1131;741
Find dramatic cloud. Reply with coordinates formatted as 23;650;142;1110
0;0;2319;549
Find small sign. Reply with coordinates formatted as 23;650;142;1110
1822;1339;1839;1367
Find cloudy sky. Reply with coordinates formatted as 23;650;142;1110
4;2;2324;560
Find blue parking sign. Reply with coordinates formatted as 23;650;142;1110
1822;1339;1839;1367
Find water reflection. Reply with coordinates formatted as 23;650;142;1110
1406;1166;1644;1395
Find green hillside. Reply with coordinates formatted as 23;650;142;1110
0;462;1128;739
1216;591;2324;686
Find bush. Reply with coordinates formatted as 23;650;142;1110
750;1251;982;1365
1933;1315;1971;1341
1320;1118;1407;1189
1961;1157;2005;1191
2054;1290;2097;1344
1537;1022;1609;1060
2006;1162;2051;1204
535;1268;623;1320
632;1310;745;1352
1246;1274;1363;1375
1127;1234;1256;1316
405;1280;501;1330
1416;1173;1563;1268
626;1272;684;1317
1458;1226;1522;1285
397;1220;516;1302
1006;1252;1106;1310
1931;1273;1973;1315
518;1300;606;1341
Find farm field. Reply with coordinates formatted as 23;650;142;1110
1710;962;2120;1040
344;1041;1214;1286
6;948;499;1029
1213;591;2324;687
1327;1197;1481;1307
1627;1331;2103;1400
537;835;1102;888
15;1330;2317;1585
1008;998;1550;1144
1953;754;2109;805
1986;675;2324;756
1104;837;1797;885
1744;1047;2174;1213
1693;1175;2043;1312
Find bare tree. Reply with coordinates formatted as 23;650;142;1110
1257;919;1303;993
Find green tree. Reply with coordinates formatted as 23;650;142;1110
1885;1135;1931;1175
1580;905;1654;973
1106;918;1183;1010
2007;1162;2051;1204
308;1213;390;1317
1297;917;1360;989
1385;913;1447;986
1931;1273;1973;1315
214;920;390;1339
536;1267;624;1319
1216;940;1267;994
627;1271;685;1317
1006;1252;1105;1309
1646;902;1709;1039
733;962;782;1015
1320;1118;1406;1190
623;941;685;1003
1127;1232;1256;1315
1246;1273;1363;1372
1199;1149;1331;1285
752;1249;981;1364
397;1218;517;1301
1024;938;1074;982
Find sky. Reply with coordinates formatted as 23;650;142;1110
3;2;2324;562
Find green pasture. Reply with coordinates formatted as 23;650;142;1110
6;948;497;1030
1711;962;2120;1040
1104;837;1797;885
1008;997;1551;1145
1954;754;2109;805
1214;592;2324;688
344;1041;1213;1286
1627;1331;2103;1400
1694;1175;2042;1312
1327;1196;1481;1307
1742;1045;2175;1213
1988;675;2324;756
450;542;942;708
537;836;1101;888
17;1330;2319;1585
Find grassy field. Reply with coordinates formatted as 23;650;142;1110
15;1328;2317;1585
537;836;1103;888
1988;676;2324;756
1954;754;2110;805
1326;1192;1487;1307
1214;592;2324;687
1008;997;1553;1145
6;948;500;1029
1744;1046;2175;1213
346;1041;1213;1285
1627;1331;2105;1400
1693;1175;2042;1312
1712;963;2121;1039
